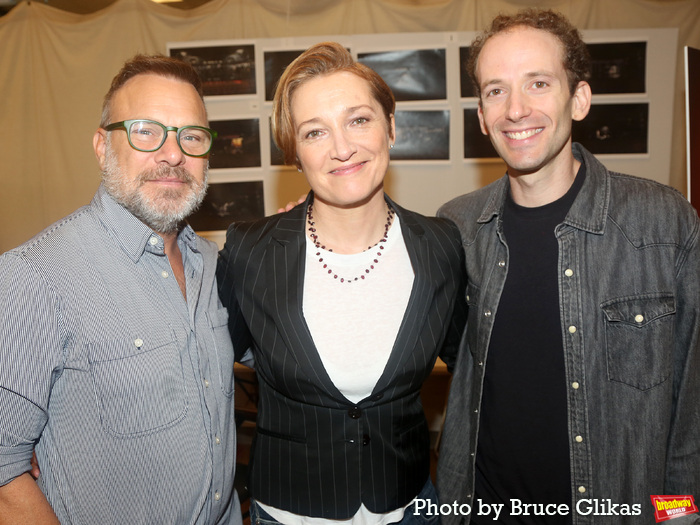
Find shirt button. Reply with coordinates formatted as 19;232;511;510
215;436;221;445
484;310;492;317
214;491;220;501
498;260;506;268
568;325;577;334
564;268;574;277
149;236;158;246
578;486;587;494
575;435;583;443
572;382;580;389
161;270;169;278
204;379;210;388
635;314;644;323
134;338;144;348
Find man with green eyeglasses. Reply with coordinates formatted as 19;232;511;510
0;55;243;525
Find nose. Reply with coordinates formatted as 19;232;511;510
155;131;186;166
330;129;356;161
505;91;531;122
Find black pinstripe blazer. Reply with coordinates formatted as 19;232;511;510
217;193;467;519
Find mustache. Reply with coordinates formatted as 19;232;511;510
137;165;194;184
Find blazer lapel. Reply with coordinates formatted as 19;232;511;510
372;201;436;394
265;195;347;400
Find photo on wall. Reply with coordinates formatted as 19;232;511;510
264;49;305;101
358;49;447;101
459;46;478;98
463;108;498;159
169;44;256;97
188;181;265;232
392;110;450;160
586;41;646;94
460;42;647;97
269;118;285;166
572;103;648;154
209;118;262;169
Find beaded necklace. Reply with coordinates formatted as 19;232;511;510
306;201;395;283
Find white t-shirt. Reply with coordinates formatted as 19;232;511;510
259;216;415;525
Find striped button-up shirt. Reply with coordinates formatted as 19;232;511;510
0;184;242;525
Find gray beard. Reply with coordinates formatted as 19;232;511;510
101;141;208;235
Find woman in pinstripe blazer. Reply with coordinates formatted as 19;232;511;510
217;42;467;525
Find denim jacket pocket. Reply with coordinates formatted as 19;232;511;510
88;334;187;437
601;293;675;391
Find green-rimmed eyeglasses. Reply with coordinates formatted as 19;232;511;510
104;119;218;158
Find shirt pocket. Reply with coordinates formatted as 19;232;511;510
601;293;675;391
207;307;235;398
88;334;187;437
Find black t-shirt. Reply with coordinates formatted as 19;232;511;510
471;166;585;525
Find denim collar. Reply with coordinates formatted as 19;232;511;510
477;143;609;235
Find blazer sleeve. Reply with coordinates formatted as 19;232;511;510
438;219;468;373
216;223;254;364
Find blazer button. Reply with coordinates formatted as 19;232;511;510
371;392;384;401
348;406;362;419
362;434;370;446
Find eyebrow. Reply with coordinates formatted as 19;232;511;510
481;70;558;89
295;104;377;130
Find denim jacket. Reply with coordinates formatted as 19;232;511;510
436;144;700;525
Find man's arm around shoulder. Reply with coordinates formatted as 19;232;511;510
0;473;59;524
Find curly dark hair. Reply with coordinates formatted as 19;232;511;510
467;9;591;98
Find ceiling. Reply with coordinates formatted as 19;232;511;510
0;0;214;16
2;0;686;16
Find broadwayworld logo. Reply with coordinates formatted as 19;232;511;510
650;495;699;522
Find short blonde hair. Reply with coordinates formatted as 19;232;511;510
271;42;395;168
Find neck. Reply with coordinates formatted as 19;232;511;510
308;193;392;254
508;158;580;208
161;231;187;300
160;231;179;253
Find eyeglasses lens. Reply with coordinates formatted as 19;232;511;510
127;120;212;156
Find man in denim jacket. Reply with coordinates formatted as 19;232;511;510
437;9;700;525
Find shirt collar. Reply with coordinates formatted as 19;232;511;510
562;143;609;234
477;176;509;224
477;143;609;235
92;183;200;262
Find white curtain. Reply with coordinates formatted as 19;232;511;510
1;0;699;252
